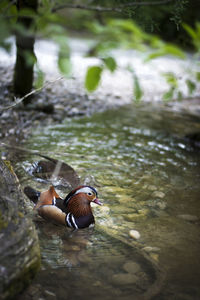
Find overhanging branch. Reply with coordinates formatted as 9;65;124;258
52;0;175;13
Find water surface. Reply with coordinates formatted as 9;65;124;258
17;103;200;299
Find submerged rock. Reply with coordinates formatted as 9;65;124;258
152;191;165;198
123;261;141;274
129;230;141;240
178;214;199;222
0;160;40;300
143;246;160;253
112;273;138;285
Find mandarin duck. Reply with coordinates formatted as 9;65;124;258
24;185;102;229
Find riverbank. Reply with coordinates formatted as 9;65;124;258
0;37;200;145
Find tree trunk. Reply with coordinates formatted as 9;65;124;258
14;0;38;105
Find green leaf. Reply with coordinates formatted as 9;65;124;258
58;55;71;76
163;87;174;101
146;44;185;61
146;51;166;61
85;66;103;92
183;23;198;40
57;41;71;76
163;72;178;88
24;51;37;67
196;72;200;81
133;74;143;102
177;91;183;101
164;44;185;59
34;67;44;89
183;23;200;50
186;79;196;95
103;57;117;72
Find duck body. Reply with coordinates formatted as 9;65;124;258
24;185;102;229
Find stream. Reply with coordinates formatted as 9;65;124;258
1;35;200;299
14;103;200;300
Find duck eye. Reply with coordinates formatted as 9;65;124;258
87;192;92;196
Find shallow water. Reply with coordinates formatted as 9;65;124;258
16;103;200;299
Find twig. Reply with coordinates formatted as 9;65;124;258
52;0;175;13
0;77;64;112
118;0;175;8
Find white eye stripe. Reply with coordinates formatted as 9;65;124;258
75;187;94;195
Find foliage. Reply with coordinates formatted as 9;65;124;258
85;19;197;101
0;0;199;102
161;22;200;101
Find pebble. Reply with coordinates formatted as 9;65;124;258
54;104;65;111
143;246;160;253
1;111;10;119
147;185;157;191
152;191;165;198
178;214;199;222
129;230;141;240
44;290;56;297
8;128;15;135
123;261;141;274
157;201;166;210
112;273;138;285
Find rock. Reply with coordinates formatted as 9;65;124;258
112;273;138;285
178;214;199;222
0;160;40;300
152;191;165;198
123;261;141;274
129;230;141;240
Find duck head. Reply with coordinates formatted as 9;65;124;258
64;185;102;217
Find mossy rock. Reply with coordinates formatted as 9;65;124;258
0;160;40;300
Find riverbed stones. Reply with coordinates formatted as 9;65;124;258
112;273;138;285
129;229;141;240
147;185;157;191
123;261;141;274
143;246;160;253
152;191;165;198
178;214;199;222
157;201;167;210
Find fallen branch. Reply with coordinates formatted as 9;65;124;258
0;76;64;112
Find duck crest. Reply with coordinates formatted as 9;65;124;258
64;185;98;207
